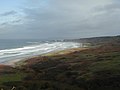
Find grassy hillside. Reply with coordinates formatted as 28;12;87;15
0;36;120;90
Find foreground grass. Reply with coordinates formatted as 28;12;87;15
0;72;26;84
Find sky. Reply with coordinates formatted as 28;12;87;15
0;0;120;39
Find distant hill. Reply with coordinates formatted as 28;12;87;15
65;35;120;46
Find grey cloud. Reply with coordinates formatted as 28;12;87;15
95;4;120;13
0;19;22;27
0;22;8;26
0;0;120;39
0;10;17;16
12;19;22;23
21;0;119;38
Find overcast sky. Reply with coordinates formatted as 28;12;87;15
0;0;120;39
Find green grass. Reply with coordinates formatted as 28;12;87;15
90;60;120;72
0;72;26;84
90;52;120;71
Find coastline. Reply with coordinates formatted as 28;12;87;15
3;47;88;66
0;41;82;66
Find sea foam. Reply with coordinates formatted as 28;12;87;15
0;42;81;63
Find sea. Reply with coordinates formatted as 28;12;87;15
0;39;81;64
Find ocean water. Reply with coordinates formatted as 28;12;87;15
0;39;81;64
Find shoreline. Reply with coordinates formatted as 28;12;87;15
2;47;88;66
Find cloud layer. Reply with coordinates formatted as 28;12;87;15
0;0;120;39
